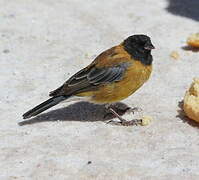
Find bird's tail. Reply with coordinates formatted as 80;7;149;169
22;95;70;119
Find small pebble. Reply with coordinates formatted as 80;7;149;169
3;49;10;53
87;161;92;164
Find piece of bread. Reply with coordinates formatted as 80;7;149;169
183;78;199;123
187;33;199;48
141;116;152;126
170;51;180;60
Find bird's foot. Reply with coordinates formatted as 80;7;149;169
125;107;142;114
107;118;142;126
104;104;139;119
104;105;143;126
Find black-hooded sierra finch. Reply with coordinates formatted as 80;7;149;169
23;34;155;126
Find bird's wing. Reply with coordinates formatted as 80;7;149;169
49;62;130;97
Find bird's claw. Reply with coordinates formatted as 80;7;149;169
106;119;142;126
106;119;121;125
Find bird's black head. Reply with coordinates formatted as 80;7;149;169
123;34;155;65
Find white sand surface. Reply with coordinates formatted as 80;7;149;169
0;0;199;179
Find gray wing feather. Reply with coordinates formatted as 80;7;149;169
69;62;129;87
50;62;130;96
89;66;123;85
89;68;112;83
88;63;129;85
88;68;106;80
104;67;124;82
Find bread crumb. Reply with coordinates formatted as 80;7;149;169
187;33;199;48
183;78;199;123
170;51;180;60
141;116;152;126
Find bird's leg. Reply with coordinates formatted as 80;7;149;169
106;105;142;126
104;103;142;118
103;103;129;119
125;107;142;114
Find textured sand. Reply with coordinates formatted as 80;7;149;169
0;0;199;179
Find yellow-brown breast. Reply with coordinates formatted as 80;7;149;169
91;60;152;103
76;45;152;103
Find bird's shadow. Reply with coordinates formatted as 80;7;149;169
166;0;199;21
181;46;199;52
19;102;130;126
176;101;199;128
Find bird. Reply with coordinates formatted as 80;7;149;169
22;34;155;126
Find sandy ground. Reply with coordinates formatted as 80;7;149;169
0;0;199;179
